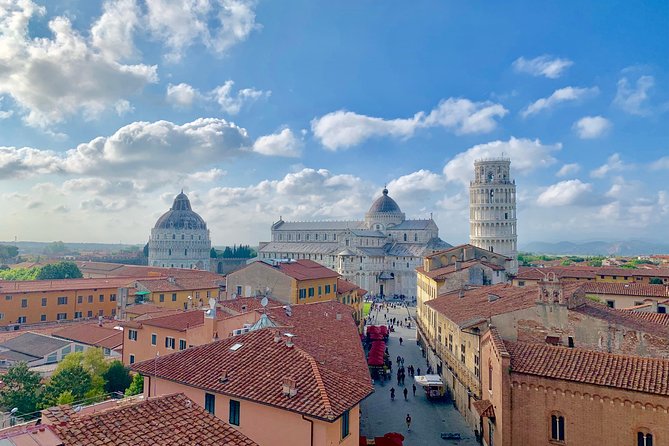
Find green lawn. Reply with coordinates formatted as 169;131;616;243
363;301;372;317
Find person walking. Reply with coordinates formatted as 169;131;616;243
417;367;421;376
399;337;403;346
405;413;412;431
403;387;408;400
412;383;417;396
390;388;395;401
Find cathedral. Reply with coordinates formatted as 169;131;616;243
258;188;451;297
148;191;212;270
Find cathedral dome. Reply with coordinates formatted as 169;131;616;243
154;192;207;230
368;188;402;214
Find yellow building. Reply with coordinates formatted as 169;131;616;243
336;278;366;330
130;273;224;311
225;259;340;305
513;266;669;287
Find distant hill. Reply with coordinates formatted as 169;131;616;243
520;240;669;256
0;241;137;255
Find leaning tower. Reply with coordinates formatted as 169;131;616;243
469;158;518;273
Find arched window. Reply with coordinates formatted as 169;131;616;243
168;249;172;256
181;234;185;240
172;234;176;240
638;431;653;446
184;249;188;256
403;233;407;242
550;414;565;441
414;233;418;242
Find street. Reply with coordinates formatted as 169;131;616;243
360;301;479;446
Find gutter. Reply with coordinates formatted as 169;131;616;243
301;415;314;446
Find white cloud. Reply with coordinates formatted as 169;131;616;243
512;55;573;79
0;146;63;179
386;170;445;200
166;83;201;108
252;128;302;157
90;0;140;61
651;157;669;170
185;168;226;183
0;0;157;128
443;137;561;186
166;81;269;113
521;87;598;118
573;116;612;139
114;99;133;116
536;180;593;206
311;98;508;150
556;163;581;177
145;0;259;62
590;153;625;178
614;75;654;115
210;80;269;114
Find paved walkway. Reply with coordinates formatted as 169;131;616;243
360;302;479;446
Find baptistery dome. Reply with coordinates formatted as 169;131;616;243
148;191;211;270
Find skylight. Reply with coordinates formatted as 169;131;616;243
230;343;243;351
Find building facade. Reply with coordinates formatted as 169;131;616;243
258;188;451;297
469;158;518;274
148;191;211;270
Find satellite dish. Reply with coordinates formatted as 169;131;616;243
209;298;217;310
285;305;292;317
231;293;237;299
261;297;269;307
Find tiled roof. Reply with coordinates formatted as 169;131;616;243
0;277;137;293
515;266;597;280
597;267;669;278
425;284;541;327
272;259;340;281
418;259;505;281
337;278;360;294
620;310;669;326
582;281;669;297
124;304;182;317
572;302;669;338
126;308;228;332
264;301;371;384
472;399;495;418
132;329;373;421
505;340;669;396
77;261;226;280
134;275;223;293
272;220;364;231
258;242;339;255
48;393;258;446
52;324;123;349
219;297;279;314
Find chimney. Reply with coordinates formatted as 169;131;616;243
219;369;228;383
168;276;176;284
458;289;465;299
281;377;297;397
651;300;659;313
454;260;461;271
204;307;216;342
336;313;342;321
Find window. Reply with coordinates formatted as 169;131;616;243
77;295;83;304
62;346;71;355
172;293;177;302
229;400;240;426
550;414;565;441
21;299;27;308
318;286;322;296
58;296;68;305
98;309;104;316
341;409;350;439
606;300;615;308
179;339;187;350
151;333;157;345
568;337;574;348
128;329;138;341
17;316;26;323
449;334;453;352
488;419;495;446
461;343;466;363
75;345;84;352
57;313;67;320
308;287;314;297
168;248;172;256
88;295;93;303
159;294;165;302
5;295;11;301
41;298;47;307
129;354;135;364
87;310;93;317
236;286;242;296
488;362;493;391
205;393;216;415
403;233;407;241
40;314;47;322
299;289;306;299
46;353;57;363
110;294;117;302
0;313;4;320
165;337;175;349
325;285;331;294
638;432;653;446
99;294;104;302
74;311;82;319
474;354;480;378
518;280;525;287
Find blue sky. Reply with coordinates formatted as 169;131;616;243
0;0;667;246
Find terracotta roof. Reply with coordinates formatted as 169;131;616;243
48;393;258;446
337;278;360;294
426;283;568;328
582;282;669;297
472;399;495;418
418;259;505;281
132;329;373;421
124;304;182;317
572;302;669;338
597;267;669;278
0;277;138;293
515;266;597;281
270;259;340;281
263;301;371;384
77;261;225;280
505;340;669;396
134;275;223;293
126;308;228;332
620;309;669;326
52;324;123;349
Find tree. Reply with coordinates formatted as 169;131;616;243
56;390;75;405
222;246;233;258
43;365;92;407
0;362;42;419
103;361;132;395
36;262;83;280
43;241;69;255
143;243;149;258
650;278;663;285
124;373;144;396
0;245;19;260
56;349;109;398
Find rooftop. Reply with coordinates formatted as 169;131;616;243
0;332;71;358
0;276;137;293
263;259;340;281
219;296;279;314
124;308;229;332
132;328;373;421
51;324;123;349
134;274;223;293
46;393;258;446
505;340;669;396
417;258;506;280
582;281;669;297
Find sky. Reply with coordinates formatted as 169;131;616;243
0;0;668;247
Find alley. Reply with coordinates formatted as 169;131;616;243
360;301;479;446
